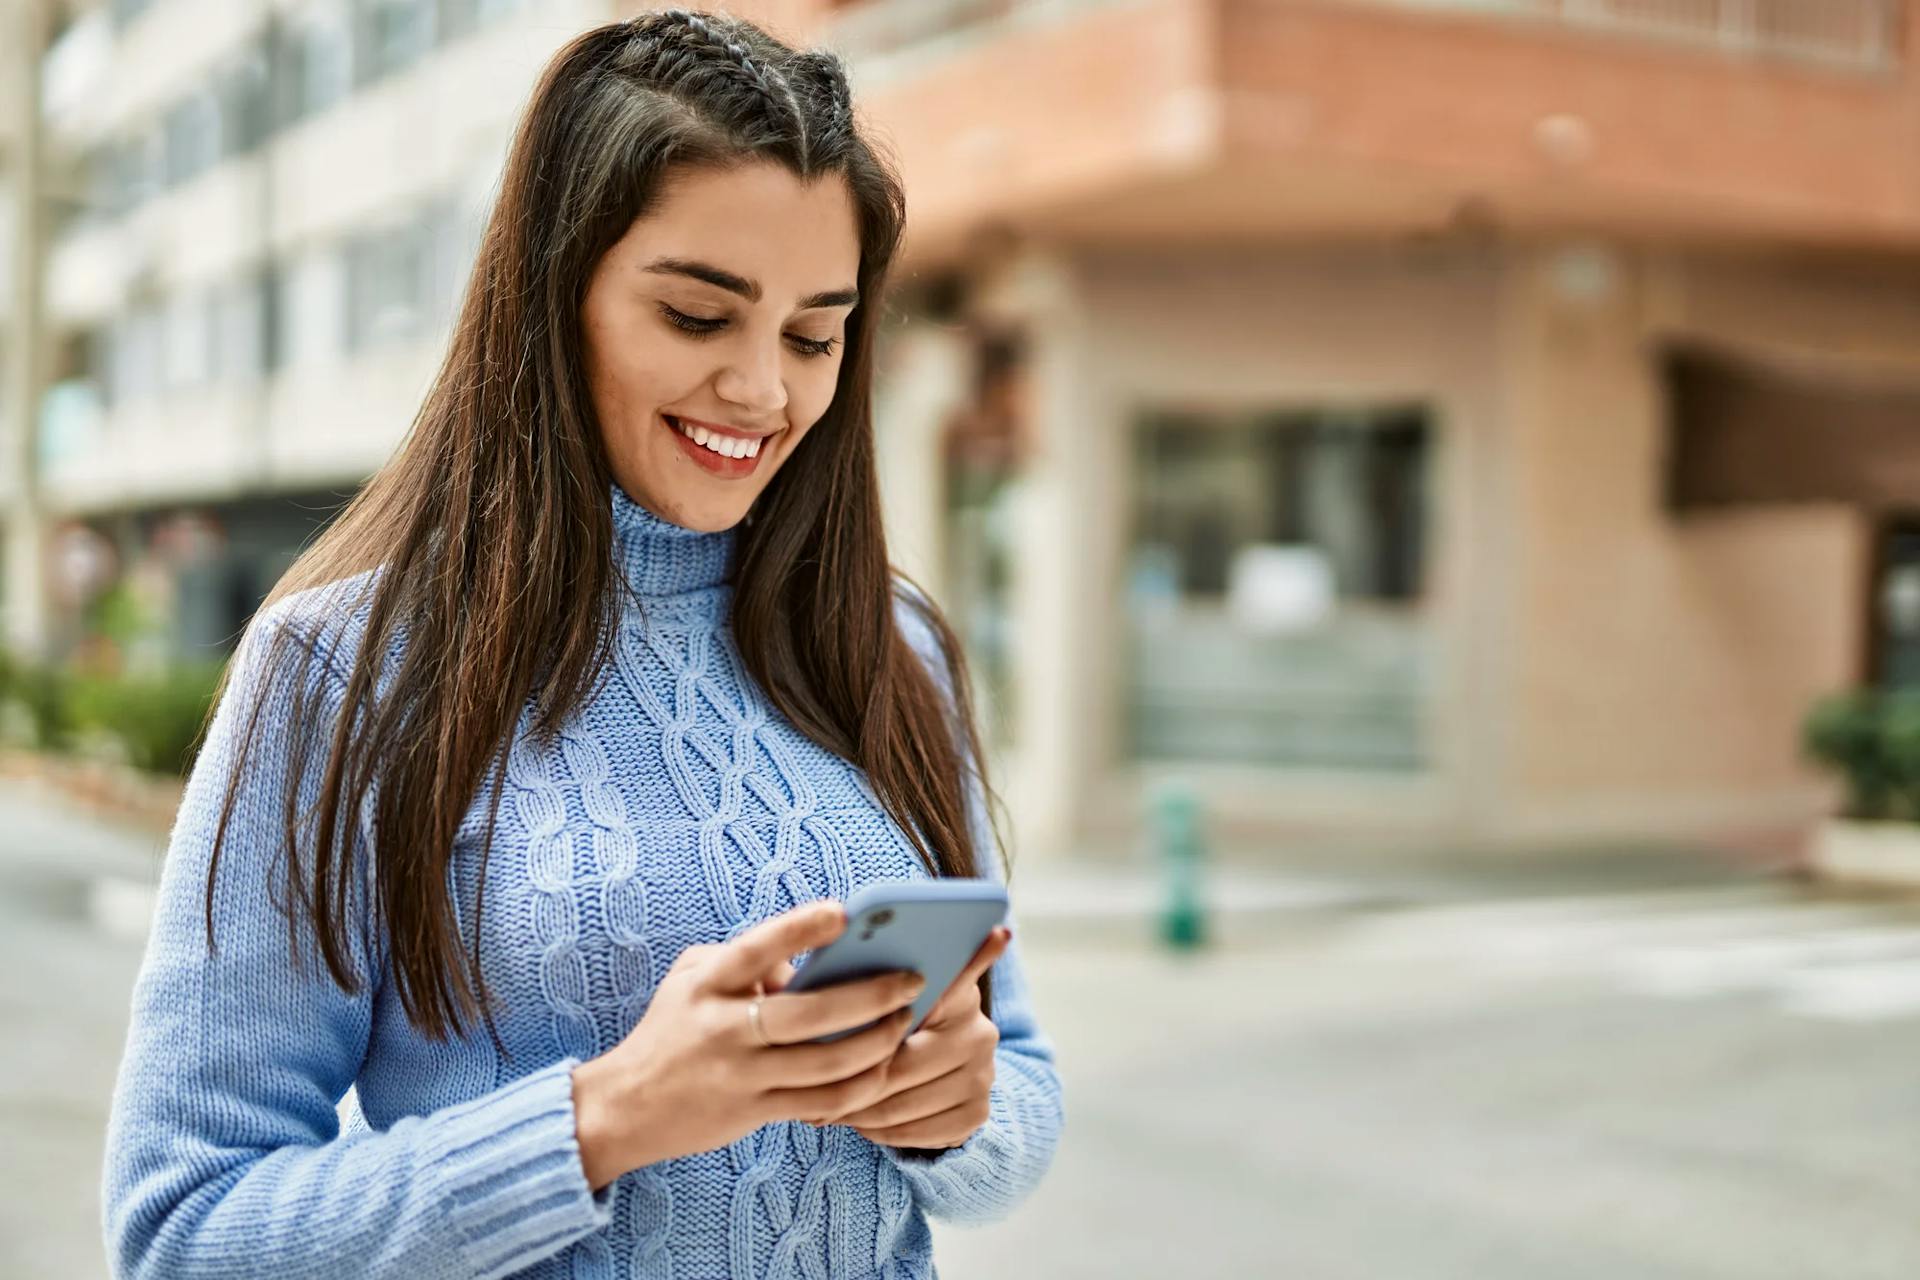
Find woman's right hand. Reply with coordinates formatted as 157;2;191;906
570;899;925;1190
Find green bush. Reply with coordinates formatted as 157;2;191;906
0;648;225;776
0;655;79;752
1878;693;1920;821
63;661;226;776
1803;688;1920;822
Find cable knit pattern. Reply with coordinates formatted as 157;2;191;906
101;479;1063;1279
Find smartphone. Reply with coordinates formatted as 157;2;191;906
784;879;1010;1044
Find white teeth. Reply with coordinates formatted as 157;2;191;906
673;415;769;461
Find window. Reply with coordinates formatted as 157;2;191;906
1874;520;1920;691
161;89;221;187
277;7;354;126
85;146;122;215
217;44;273;156
213;273;272;382
278;248;348;368
436;0;480;45
346;220;431;350
425;197;482;327
110;0;157;28
109;304;165;404
81;324;114;405
119;129;164;207
1123;405;1435;770
354;0;436;86
162;290;215;390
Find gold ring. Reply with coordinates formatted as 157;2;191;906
747;981;774;1048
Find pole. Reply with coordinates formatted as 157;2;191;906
1151;779;1208;950
4;0;52;664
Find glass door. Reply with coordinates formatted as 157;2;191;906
1873;516;1920;690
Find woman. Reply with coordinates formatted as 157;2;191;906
99;9;1064;1278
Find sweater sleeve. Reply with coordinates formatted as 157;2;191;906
882;580;1066;1224
100;598;616;1280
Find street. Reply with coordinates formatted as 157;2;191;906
4;778;1919;1278
938;884;1920;1278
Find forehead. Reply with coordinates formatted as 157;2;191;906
619;161;861;293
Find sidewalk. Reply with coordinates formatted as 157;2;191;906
0;769;1814;951
0;773;1402;948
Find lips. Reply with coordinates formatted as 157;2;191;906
663;412;774;477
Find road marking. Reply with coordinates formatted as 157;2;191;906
1779;960;1920;1021
1340;883;1920;1022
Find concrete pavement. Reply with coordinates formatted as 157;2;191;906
5;776;1919;1278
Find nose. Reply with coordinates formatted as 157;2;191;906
715;336;789;419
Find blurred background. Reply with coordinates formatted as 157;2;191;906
4;0;1920;1275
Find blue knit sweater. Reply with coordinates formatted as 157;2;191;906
101;480;1063;1279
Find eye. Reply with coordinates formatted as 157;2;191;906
658;304;724;337
789;333;840;358
658;304;841;359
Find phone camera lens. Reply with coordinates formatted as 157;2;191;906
867;908;894;928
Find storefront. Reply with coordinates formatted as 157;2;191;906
876;240;1920;862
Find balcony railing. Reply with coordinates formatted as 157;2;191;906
1359;0;1904;70
824;0;1042;69
825;0;1904;71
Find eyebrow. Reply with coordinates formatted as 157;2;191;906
643;257;860;311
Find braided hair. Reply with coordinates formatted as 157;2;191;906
602;7;857;170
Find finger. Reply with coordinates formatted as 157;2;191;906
918;976;980;1032
923;927;1011;1026
757;969;923;1046
762;1027;907;1117
830;1062;974;1129
763;958;798;995
706;900;846;993
751;1005;916;1089
853;1098;983;1149
848;1021;971;1098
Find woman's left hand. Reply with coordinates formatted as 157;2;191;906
813;926;1013;1149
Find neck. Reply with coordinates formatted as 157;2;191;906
609;480;737;597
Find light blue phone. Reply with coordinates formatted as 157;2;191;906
784;879;1010;1044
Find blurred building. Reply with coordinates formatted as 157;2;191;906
18;0;677;664
8;0;1920;862
851;0;1920;860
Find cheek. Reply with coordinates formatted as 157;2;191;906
789;366;843;432
773;391;837;460
587;312;686;413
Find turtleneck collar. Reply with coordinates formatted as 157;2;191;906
609;479;737;598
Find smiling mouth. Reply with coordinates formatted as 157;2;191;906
663;413;784;477
666;415;768;458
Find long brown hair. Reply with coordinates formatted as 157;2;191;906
200;8;1008;1049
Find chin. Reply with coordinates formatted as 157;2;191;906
674;495;754;533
